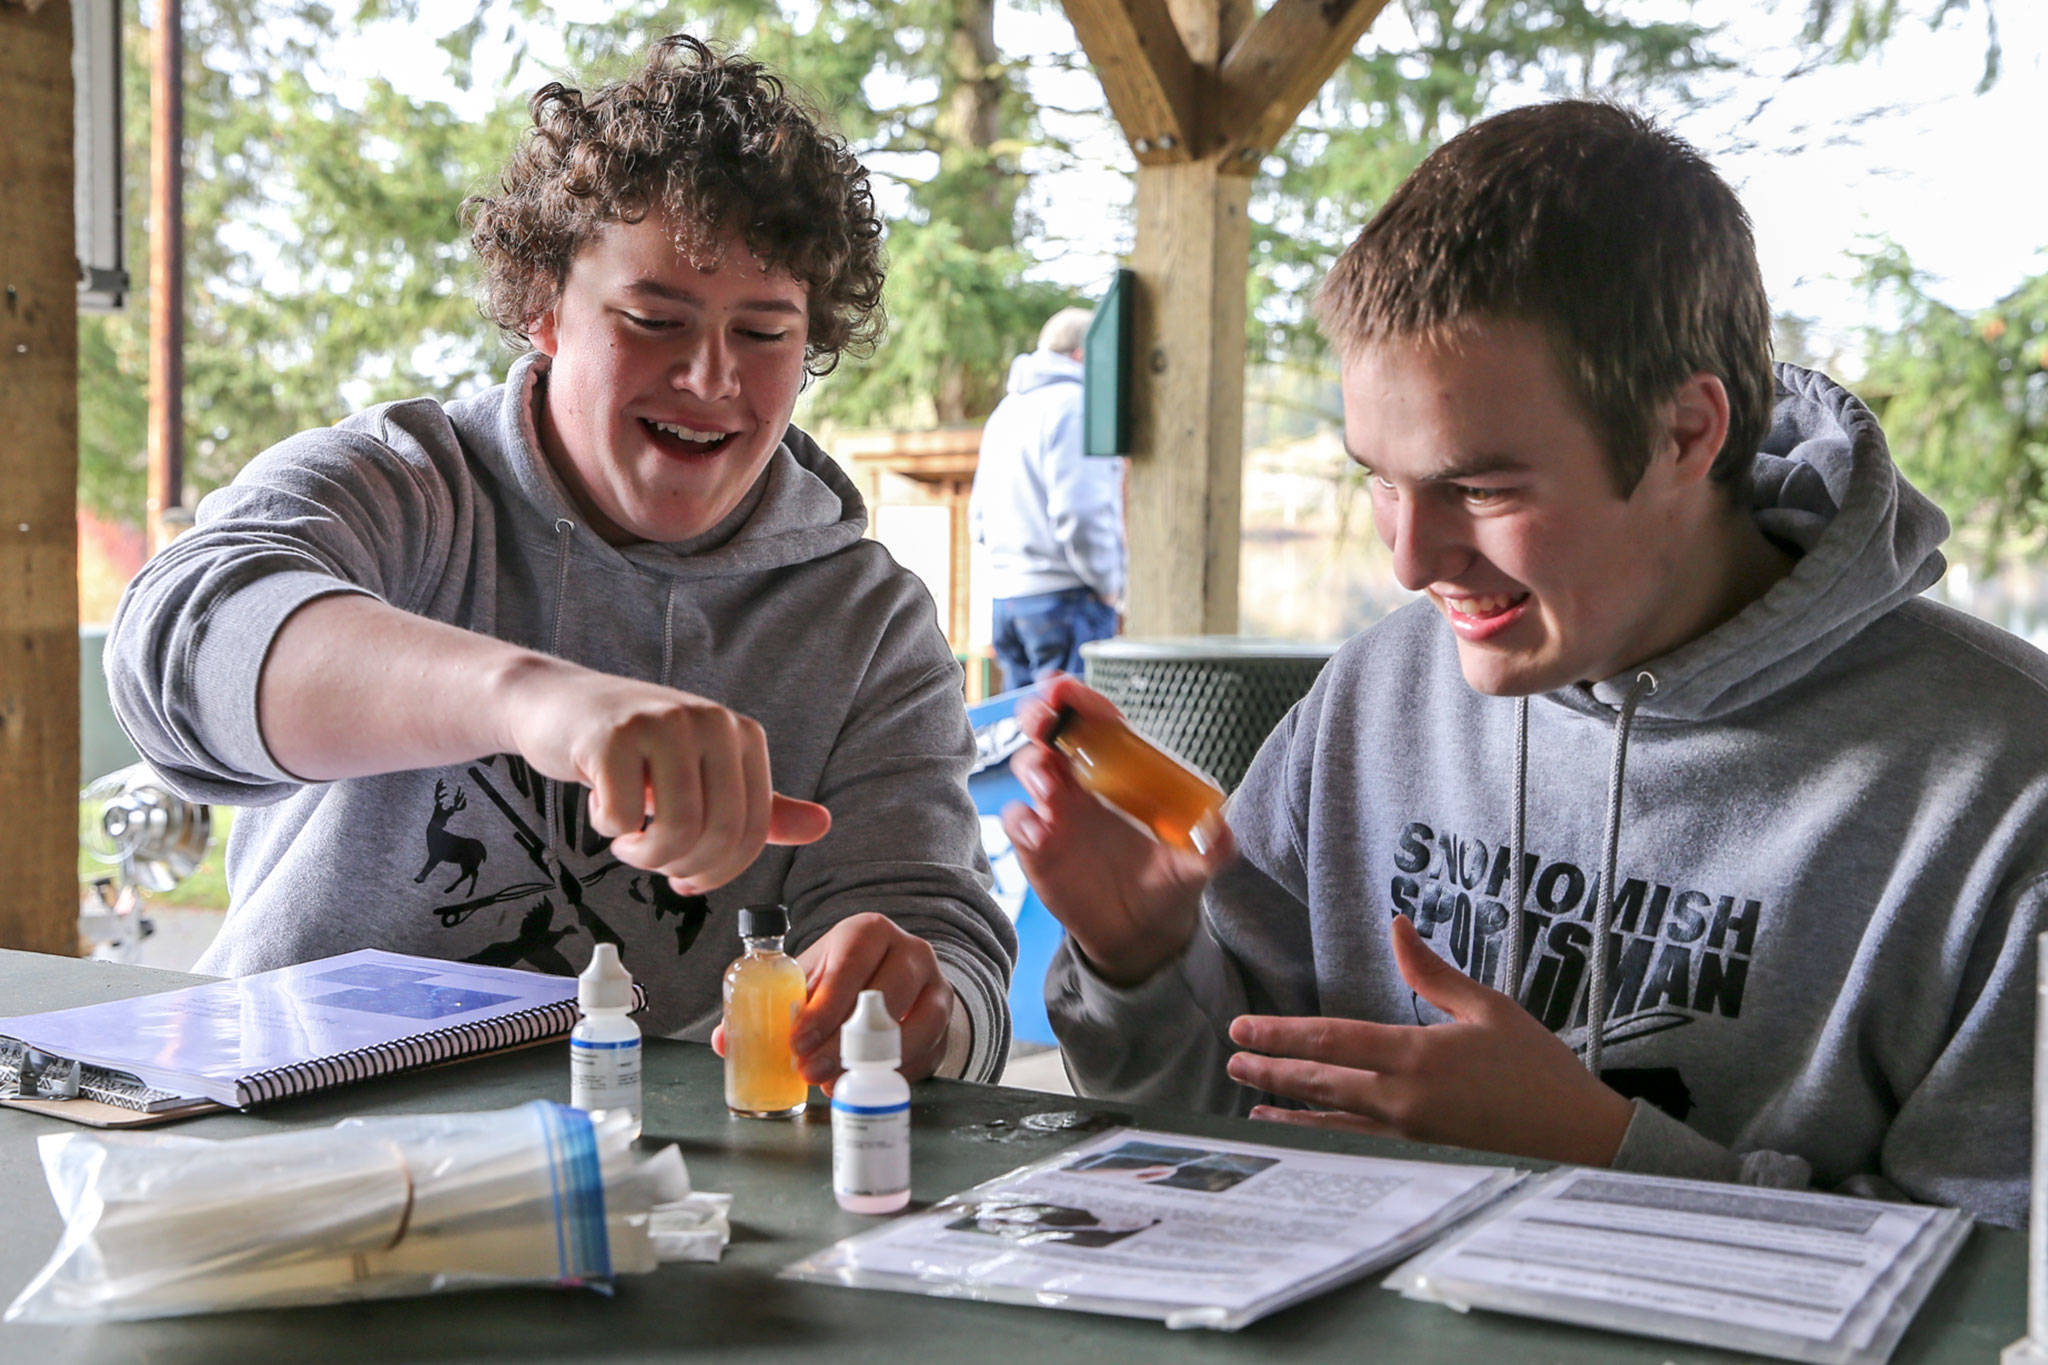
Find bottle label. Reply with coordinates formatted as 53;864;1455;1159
570;1035;642;1114
832;1099;910;1197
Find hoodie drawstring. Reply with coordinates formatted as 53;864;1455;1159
1503;672;1658;1078
1585;670;1658;1076
660;582;677;687
549;518;575;659
1504;697;1531;1002
540;517;575;869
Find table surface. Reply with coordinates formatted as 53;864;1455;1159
0;950;2027;1364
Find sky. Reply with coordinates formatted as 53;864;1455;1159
1666;1;2044;359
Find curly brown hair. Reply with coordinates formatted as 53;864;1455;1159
464;35;886;375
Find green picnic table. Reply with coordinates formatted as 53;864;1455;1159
0;949;2027;1363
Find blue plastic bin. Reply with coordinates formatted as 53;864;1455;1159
967;687;1064;1047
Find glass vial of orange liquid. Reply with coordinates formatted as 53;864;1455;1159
723;904;809;1119
1046;705;1228;854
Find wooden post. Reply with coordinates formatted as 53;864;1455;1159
1122;0;1251;637
1126;159;1250;635
0;0;83;954
1061;0;1392;638
148;0;185;554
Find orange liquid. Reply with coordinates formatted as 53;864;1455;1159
1050;708;1227;853
723;948;809;1118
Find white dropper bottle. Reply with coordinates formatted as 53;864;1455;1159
832;989;911;1213
570;943;641;1134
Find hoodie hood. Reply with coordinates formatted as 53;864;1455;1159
1005;349;1083;396
1522;364;1951;1071
1572;363;1949;723
446;350;869;583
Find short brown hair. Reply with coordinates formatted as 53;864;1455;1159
463;35;886;376
1314;101;1771;498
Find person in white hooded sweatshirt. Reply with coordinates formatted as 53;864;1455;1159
1013;101;2048;1228
970;307;1126;692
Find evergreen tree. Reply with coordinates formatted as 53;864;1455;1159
1856;245;2048;567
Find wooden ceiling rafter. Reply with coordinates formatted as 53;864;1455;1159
1061;0;1200;165
1065;0;1390;175
1214;0;1393;169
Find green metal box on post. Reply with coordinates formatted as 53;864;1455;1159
1083;268;1132;457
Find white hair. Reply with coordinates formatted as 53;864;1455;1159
1037;306;1094;357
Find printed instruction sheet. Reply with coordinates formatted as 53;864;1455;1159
1385;1167;1970;1364
783;1126;1519;1329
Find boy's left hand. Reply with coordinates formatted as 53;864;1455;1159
1225;914;1634;1166
711;912;953;1088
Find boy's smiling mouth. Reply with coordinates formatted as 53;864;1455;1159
642;417;738;458
1433;590;1533;642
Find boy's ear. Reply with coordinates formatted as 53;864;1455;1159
530;308;561;357
1662;373;1731;488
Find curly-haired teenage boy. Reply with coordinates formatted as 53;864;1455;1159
1020;101;2048;1225
108;36;1015;1083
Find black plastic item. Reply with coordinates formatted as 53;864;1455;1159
1081;638;1341;793
737;904;790;939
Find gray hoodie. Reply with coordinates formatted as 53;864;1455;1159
969;350;1126;604
108;352;1016;1078
1048;365;2048;1226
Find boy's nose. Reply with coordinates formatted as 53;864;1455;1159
1384;499;1471;593
670;338;740;401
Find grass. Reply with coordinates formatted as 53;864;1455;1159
79;803;235;910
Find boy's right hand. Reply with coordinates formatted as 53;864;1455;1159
494;655;831;893
1003;676;1234;987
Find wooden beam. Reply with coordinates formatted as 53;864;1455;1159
1076;0;1390;635
147;0;186;553
1117;0;1253;637
1215;0;1391;171
1059;0;1198;163
0;0;84;954
1123;159;1250;636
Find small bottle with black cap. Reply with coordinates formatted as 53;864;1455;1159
723;903;809;1119
1046;703;1228;854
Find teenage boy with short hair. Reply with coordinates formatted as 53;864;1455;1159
108;36;1015;1083
1016;101;2046;1226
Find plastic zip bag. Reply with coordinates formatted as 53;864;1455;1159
6;1101;703;1323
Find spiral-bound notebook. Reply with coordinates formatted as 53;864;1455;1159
0;949;639;1117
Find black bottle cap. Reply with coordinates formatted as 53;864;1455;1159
1045;704;1077;746
738;904;789;938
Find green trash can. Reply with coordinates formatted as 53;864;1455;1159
79;624;141;784
1080;637;1341;793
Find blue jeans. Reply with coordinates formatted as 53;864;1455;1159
992;588;1118;693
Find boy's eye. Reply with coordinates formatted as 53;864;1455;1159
1457;485;1506;505
739;328;790;343
622;312;676;331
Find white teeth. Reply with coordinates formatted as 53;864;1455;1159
650;420;728;443
1444;593;1521;617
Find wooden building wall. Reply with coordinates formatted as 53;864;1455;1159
0;0;84;954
